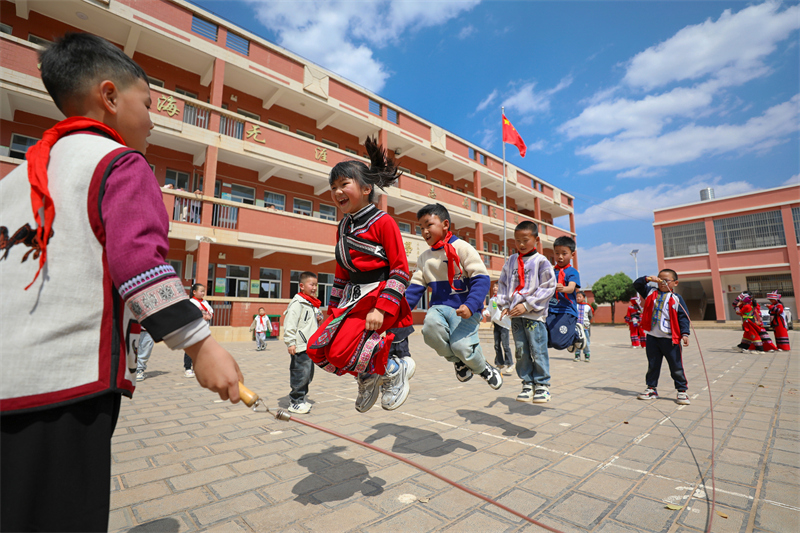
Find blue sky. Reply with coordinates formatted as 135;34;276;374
190;0;800;285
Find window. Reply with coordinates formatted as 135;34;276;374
387;108;399;124
259;268;281;298
268;119;289;131
175;87;198;99
415;172;427;180
28;34;51;47
368;99;382;116
191;15;218;41
746;274;794;297
293;198;313;216
165;169;191;190
230;184;255;205
225;265;250;297
492;243;499;254
319;204;337;221
148;77;165;88
264;191;285;211
398;166;411;175
430;179;441;185
345;148;358;155
238;109;260;121
317;273;334;306
167;259;183;279
714;211;785;252
793;207;799;241
149;164;156;174
0;23;12;35
479;153;486;165
661;222;708;258
296;130;315;140
469;238;477;247
9;134;38;159
398;222;411;234
226;32;250;55
415;225;422;236
483;242;489;252
320;139;339;148
469;147;475;160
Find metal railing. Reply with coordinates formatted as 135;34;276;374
220;115;244;139
209;301;232;326
212;203;239;229
172;197;202;224
184;103;210;129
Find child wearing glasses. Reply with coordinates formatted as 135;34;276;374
633;270;691;405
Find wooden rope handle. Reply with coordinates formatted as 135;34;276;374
238;382;259;408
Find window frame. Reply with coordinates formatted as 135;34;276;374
225;265;251;297
237;109;261;121
296;130;315;140
318;203;337;221
230;183;256;205
268;119;289;131
9;133;39;159
258;267;282;299
264;191;286;211
293;197;313;217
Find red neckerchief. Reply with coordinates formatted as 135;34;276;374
431;231;464;292
192;297;211;314
24;117;127;289
258;315;268;327
553;263;571;301
298;292;321;308
515;250;536;293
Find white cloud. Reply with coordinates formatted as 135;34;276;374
575;175;755;227
475;89;498;113
502;75;572;118
458;25;476;39
577;242;658;287
785;174;800;185
576;95;799;174
246;0;480;92
624;2;800;90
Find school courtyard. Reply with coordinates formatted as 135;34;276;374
110;326;799;533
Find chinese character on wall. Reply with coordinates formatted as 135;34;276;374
404;241;412;256
156;95;180;117
428;186;436;199
246;124;266;144
315;148;328;162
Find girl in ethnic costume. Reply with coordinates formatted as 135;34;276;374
752;298;778;352
624;297;646;348
767;291;791;351
734;293;764;352
306;138;414;413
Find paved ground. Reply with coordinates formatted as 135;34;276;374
109;326;799;533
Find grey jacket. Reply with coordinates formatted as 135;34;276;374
283;294;321;352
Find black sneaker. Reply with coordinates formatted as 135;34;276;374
479;364;503;390
454;361;473;382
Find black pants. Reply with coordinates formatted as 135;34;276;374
290;350;315;403
184;352;193;370
493;323;512;366
645;335;688;391
1;393;122;532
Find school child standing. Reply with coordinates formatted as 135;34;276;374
250;307;270;351
283;272;322;414
546;236;586;353
406;203;503;390
575;291;593;362
0;33;242;532
767;292;791;351
496;221;556;402
306;138;414;413
633;270;691;405
484;284;513;374
185;283;214;377
624;297;646;348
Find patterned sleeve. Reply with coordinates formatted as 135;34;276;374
100;152;203;342
375;216;409;317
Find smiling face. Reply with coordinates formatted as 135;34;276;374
300;277;318;297
193;285;206;299
330;175;371;215
514;229;539;256
418;213;449;247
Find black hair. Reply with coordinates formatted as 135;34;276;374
576;290;585;297
258;307;265;311
38;32;149;114
416;203;451;223
514;220;539;236
190;283;205;298
659;268;679;281
299;271;317;283
553;236;576;253
328;136;401;203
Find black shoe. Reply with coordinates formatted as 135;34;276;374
454;361;473;382
479;364;503;390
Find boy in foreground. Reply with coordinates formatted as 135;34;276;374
283;271;322;414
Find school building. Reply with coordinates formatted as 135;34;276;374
0;0;576;340
653;185;800;322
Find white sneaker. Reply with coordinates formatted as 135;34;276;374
136;370;145;382
381;357;412;411
184;369;195;378
288;402;312;414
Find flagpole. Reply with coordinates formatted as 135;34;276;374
502;106;507;258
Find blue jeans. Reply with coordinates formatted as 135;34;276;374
290;350;315;403
575;328;591;357
493;323;512;367
510;318;550;386
136;330;154;372
421;305;487;373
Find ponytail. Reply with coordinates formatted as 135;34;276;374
328;136;402;202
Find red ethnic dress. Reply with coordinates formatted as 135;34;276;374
769;302;791;351
307;204;412;376
624;303;646;348
737;303;763;351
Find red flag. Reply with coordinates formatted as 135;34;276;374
502;114;526;158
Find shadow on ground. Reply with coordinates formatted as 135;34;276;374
293;446;385;505
457;409;537;438
485;396;551;415
363;423;477;457
127;518;179;533
585;386;639;397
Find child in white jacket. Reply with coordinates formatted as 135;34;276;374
283;272;322;414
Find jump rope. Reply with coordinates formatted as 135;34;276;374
237;278;718;533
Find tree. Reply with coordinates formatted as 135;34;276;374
592;272;637;324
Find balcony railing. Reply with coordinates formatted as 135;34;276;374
220;115;244;139
212;204;239;229
184;102;210;129
172;197;202;224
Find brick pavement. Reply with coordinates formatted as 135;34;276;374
109;326;799;532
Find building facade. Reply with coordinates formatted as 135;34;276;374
0;0;576;339
653;185;800;322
